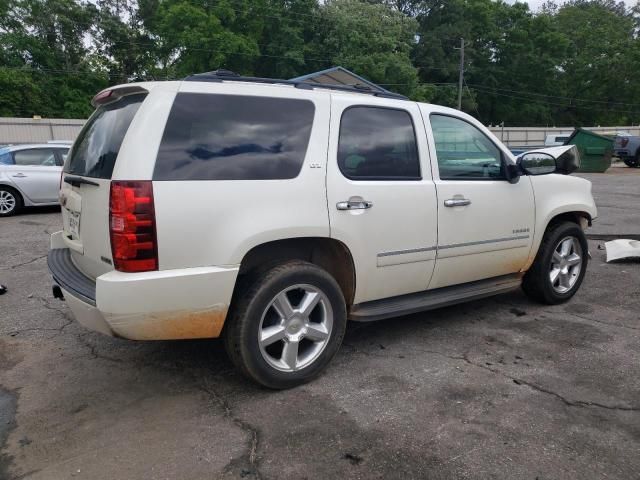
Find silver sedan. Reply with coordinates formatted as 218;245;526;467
0;143;70;216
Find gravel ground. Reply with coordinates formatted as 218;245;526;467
1;170;639;480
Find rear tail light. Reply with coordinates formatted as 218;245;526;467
109;181;158;272
621;137;629;147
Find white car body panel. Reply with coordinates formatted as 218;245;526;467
48;80;598;341
524;174;597;270
327;93;438;303
0;144;68;206
153;80;331;270
419;105;535;289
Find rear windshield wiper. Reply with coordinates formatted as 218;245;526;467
63;175;100;187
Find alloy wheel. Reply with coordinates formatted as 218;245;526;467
549;236;583;294
0;190;16;214
258;284;333;372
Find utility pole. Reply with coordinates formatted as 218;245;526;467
455;38;465;110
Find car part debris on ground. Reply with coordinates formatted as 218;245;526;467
605;239;640;262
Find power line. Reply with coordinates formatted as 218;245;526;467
467;85;640;114
379;81;640;110
466;83;640;107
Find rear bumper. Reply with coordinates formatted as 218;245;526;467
48;248;96;306
48;233;239;340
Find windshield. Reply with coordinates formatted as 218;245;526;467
65;93;146;178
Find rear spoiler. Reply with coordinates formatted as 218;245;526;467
516;145;580;174
91;85;148;108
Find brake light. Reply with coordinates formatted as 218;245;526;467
109;181;158;272
92;89;113;105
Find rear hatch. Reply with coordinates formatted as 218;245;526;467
60;89;147;280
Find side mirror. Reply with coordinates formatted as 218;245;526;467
518;152;557;175
505;162;521;184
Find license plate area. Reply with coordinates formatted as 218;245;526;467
66;209;81;239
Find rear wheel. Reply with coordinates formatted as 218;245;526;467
0;187;22;217
224;261;347;389
522;221;588;305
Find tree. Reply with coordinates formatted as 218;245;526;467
310;0;422;98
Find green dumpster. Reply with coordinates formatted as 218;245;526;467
564;128;613;173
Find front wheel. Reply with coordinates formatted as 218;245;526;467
224;261;347;389
623;155;640;168
522;222;588;305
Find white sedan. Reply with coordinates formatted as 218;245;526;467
0;143;70;216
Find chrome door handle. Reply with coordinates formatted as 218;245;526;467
444;198;471;207
337;200;373;210
12;173;27;178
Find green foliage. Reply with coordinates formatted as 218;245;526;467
0;0;639;125
309;0;421;97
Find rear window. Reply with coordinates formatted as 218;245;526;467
65;93;146;178
153;93;315;181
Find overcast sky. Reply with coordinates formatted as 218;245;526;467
507;0;637;11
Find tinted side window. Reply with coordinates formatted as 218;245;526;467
154;93;315;181
430;114;504;180
338;107;420;180
65;93;146;179
14;149;57;166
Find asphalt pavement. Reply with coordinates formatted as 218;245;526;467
1;169;639;480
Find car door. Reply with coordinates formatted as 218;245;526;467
421;108;535;290
327;95;438;304
8;148;62;203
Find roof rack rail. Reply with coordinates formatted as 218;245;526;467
183;70;408;100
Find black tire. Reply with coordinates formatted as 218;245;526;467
224;261;347;389
522;221;588;305
623;153;640;168
0;186;23;217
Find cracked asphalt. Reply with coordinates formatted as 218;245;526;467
1;169;639;480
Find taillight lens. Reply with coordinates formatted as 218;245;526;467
109;181;158;272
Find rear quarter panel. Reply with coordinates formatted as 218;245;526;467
151;82;331;269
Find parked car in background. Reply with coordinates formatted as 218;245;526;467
544;133;572;146
0;143;69;216
48;73;597;388
613;133;640;167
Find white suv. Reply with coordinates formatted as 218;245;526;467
48;71;597;388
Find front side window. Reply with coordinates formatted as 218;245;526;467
154;93;315;181
430;114;504;180
338;107;420;180
14;148;57;166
